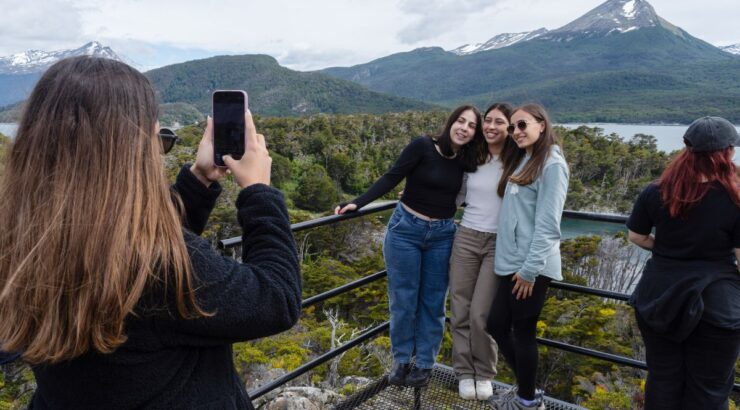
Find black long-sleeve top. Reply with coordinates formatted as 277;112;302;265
29;166;302;410
350;136;465;219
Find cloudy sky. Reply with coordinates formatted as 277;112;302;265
1;0;738;71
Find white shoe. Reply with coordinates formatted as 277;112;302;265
458;378;476;400
475;380;493;400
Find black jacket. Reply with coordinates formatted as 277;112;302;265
29;166;302;409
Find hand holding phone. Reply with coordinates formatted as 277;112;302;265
222;111;272;189
213;90;248;167
190;116;230;186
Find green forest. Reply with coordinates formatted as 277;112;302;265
0;112;738;410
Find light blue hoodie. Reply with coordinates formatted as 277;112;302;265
494;145;569;282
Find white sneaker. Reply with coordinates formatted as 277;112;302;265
458;378;476;400
475;380;493;400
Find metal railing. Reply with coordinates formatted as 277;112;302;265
219;200;740;399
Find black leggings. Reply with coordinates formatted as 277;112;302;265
486;275;551;401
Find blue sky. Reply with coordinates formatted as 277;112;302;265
1;0;738;71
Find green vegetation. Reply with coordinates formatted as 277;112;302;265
322;27;740;123
146;55;435;119
1;112;736;409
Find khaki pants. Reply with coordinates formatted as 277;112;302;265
449;225;500;380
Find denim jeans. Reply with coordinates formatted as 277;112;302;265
383;203;456;369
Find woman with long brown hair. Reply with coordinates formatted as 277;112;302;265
487;103;569;410
0;56;301;409
334;105;486;388
627;116;740;409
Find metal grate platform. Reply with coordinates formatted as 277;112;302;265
334;364;587;409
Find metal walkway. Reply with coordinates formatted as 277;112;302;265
335;364;587;409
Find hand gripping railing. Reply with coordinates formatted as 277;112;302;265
219;200;740;398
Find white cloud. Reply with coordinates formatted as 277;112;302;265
396;0;500;44
0;0;738;69
0;0;87;54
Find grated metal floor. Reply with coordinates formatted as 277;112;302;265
334;364;587;410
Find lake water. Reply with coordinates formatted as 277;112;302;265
561;217;626;239
561;123;740;163
0;123;17;137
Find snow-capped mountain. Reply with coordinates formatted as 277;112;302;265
0;42;121;75
541;0;681;41
450;28;548;55
720;44;740;55
450;0;685;54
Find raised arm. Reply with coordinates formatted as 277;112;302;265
172;165;222;235
336;137;426;214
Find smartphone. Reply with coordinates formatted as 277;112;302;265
213;90;248;167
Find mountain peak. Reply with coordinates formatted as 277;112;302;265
0;42;122;75
450;28;548;55
543;0;675;40
720;44;740;55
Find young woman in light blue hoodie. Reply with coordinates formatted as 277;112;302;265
486;104;569;410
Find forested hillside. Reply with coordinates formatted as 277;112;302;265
1;115;737;409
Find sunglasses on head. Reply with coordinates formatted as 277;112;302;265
158;127;179;154
507;120;541;134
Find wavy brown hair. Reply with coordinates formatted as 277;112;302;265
508;103;562;186
432;105;486;172
0;56;204;364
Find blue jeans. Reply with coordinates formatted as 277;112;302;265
383;203;456;369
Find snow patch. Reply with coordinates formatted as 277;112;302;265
622;0;637;19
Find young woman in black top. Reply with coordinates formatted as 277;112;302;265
335;105;486;387
627;116;740;409
0;56;301;409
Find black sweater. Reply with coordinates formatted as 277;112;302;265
350;136;465;219
29;166;302;410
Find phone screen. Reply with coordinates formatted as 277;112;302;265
213;90;248;166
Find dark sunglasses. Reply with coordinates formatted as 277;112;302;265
507;120;541;134
158;127;179;154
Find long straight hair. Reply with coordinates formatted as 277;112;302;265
658;147;740;217
508;104;561;186
432;105;486;172
0;56;205;364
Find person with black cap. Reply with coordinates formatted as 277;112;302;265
627;116;740;409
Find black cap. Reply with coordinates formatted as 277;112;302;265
683;116;740;153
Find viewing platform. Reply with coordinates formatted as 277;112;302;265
217;200;740;409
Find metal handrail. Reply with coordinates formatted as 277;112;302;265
249;321;390;400
231;202;739;397
550;282;630;302
219;201;630;249
219;201;397;249
302;270;388;309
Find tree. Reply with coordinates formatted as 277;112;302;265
271;152;292;189
291;164;338;212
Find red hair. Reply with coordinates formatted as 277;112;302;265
658;147;740;218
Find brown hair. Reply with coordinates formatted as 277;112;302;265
432;105;486;172
0;56;205;364
508;104;561;186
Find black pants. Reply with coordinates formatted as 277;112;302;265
636;313;740;410
486;275;551;401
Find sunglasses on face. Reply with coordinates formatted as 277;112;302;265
158;127;179;154
507;120;541;134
